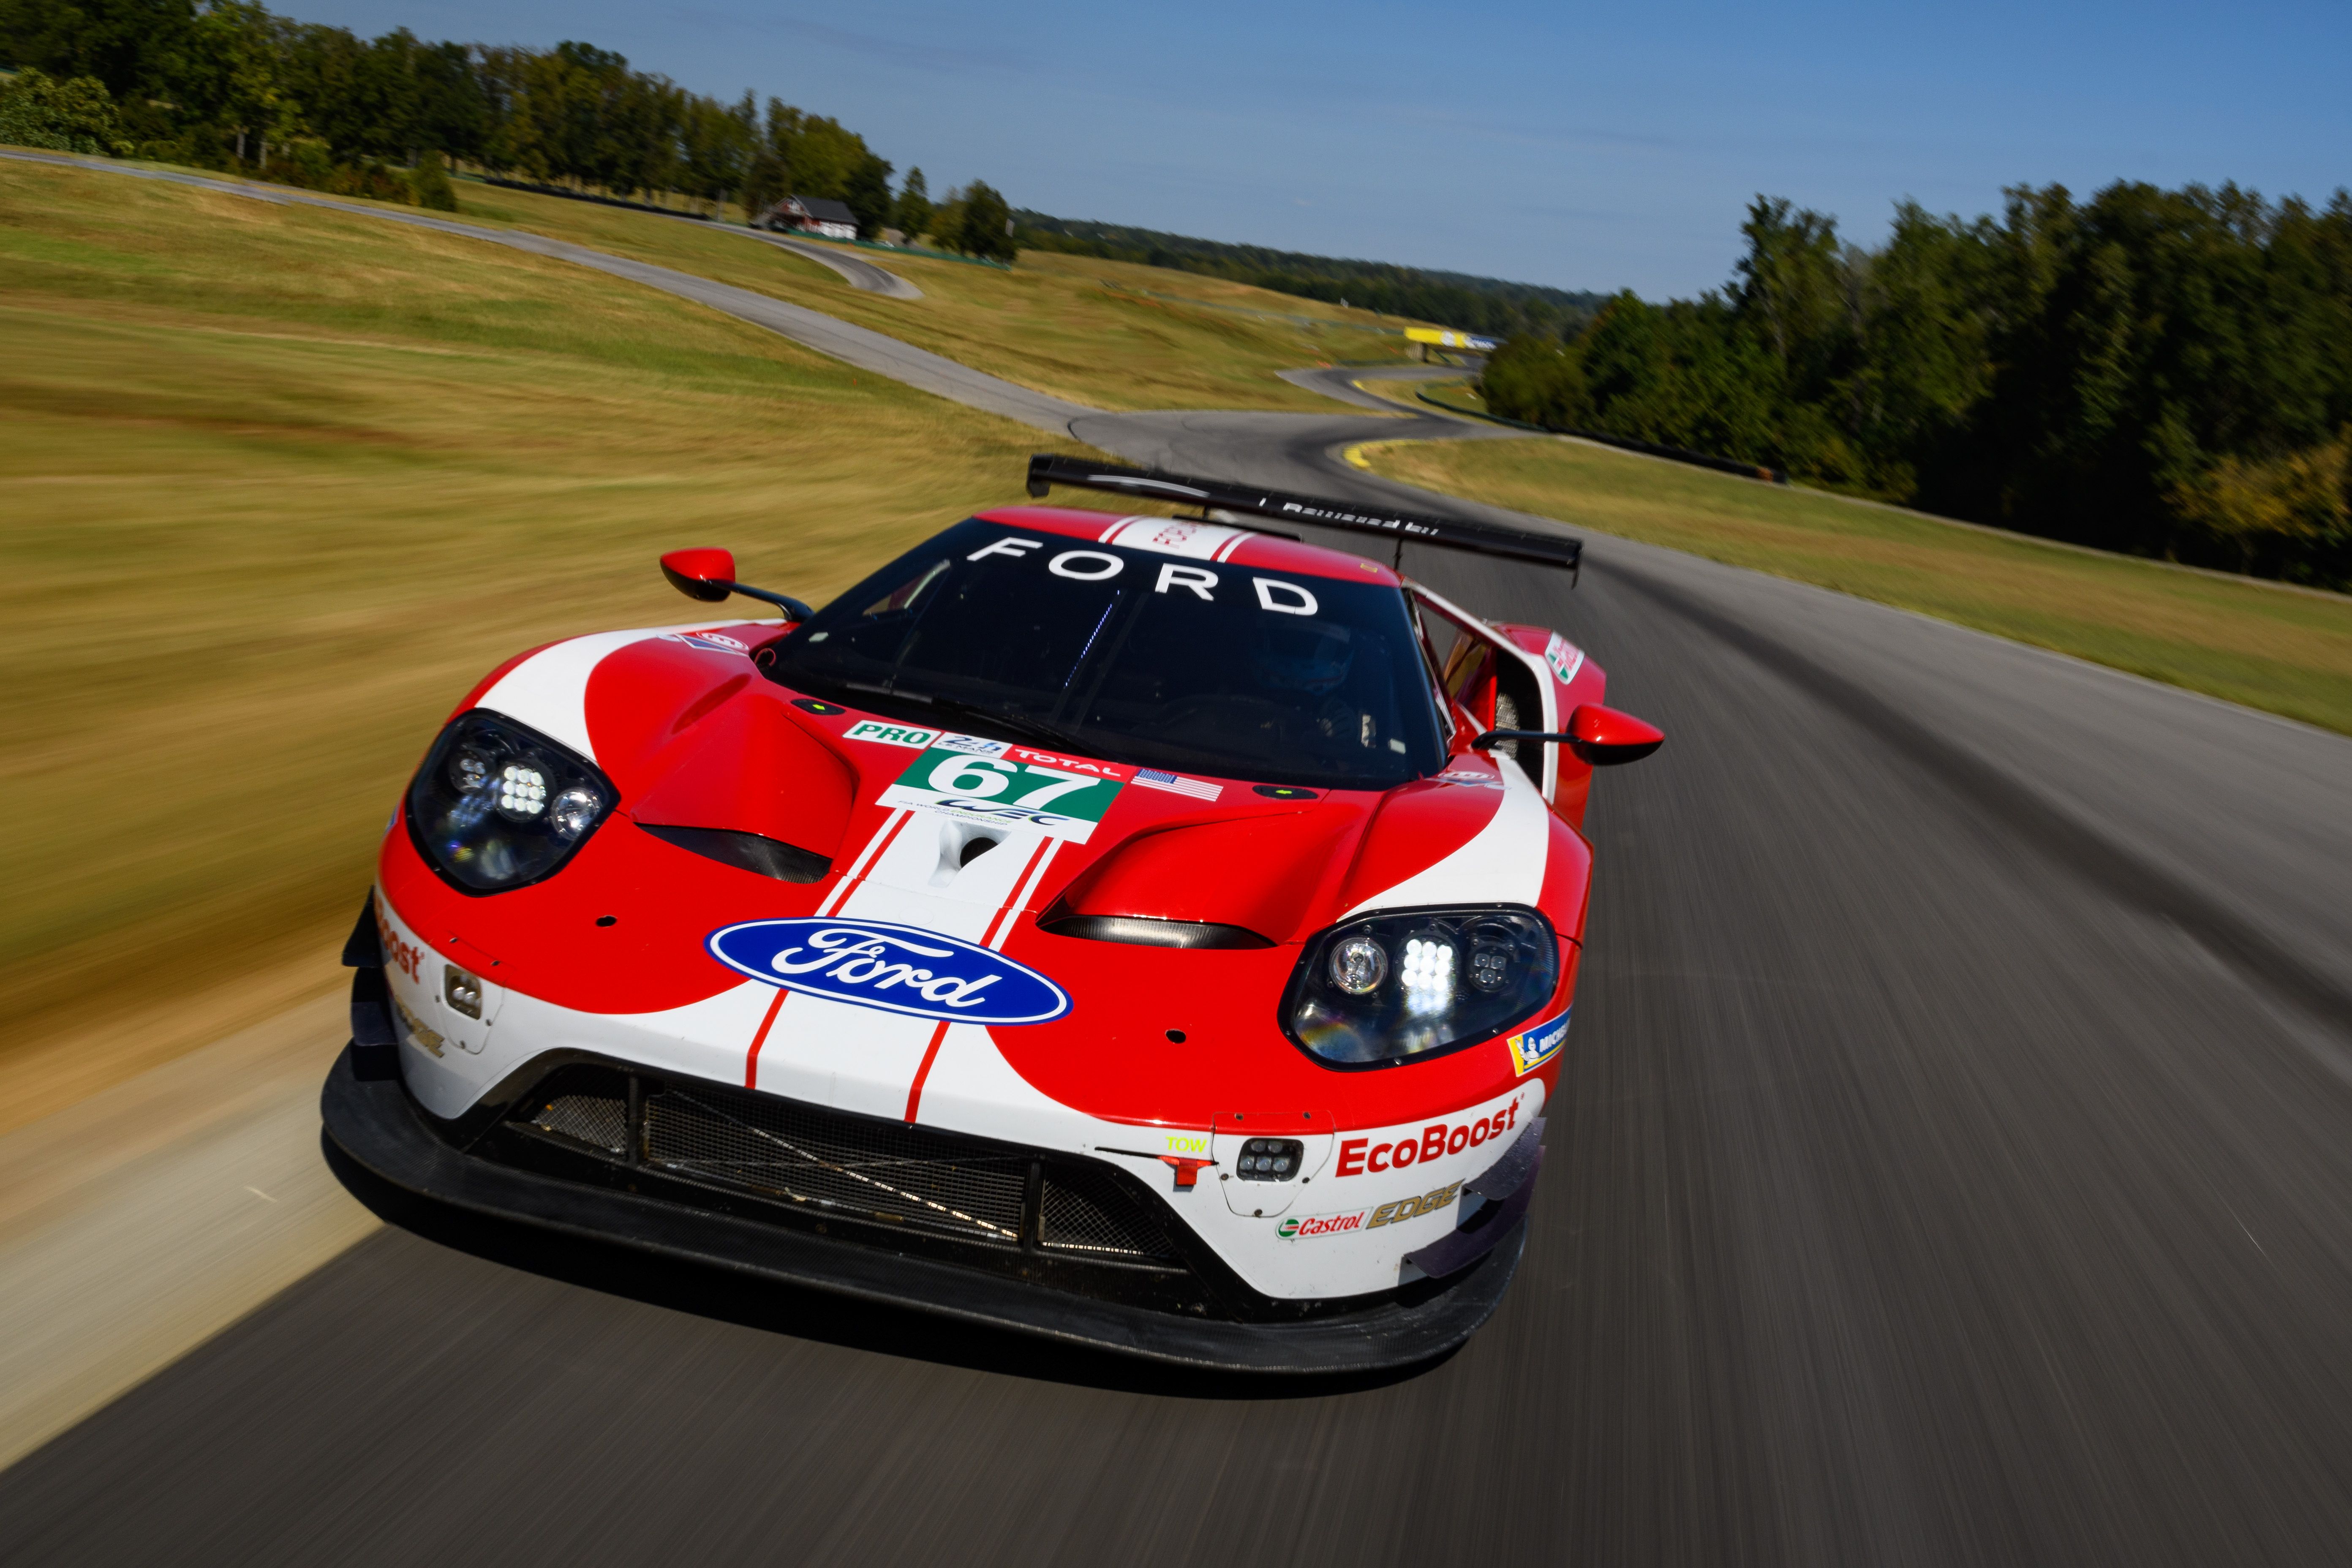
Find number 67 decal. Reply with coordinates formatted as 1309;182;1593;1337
926;755;1098;809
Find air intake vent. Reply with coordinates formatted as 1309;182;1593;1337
650;1084;1030;1246
510;1069;1180;1266
638;823;830;883
1037;912;1271;949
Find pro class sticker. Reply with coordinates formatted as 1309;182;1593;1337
1506;1009;1570;1075
878;745;1128;844
706;918;1071;1024
842;720;940;749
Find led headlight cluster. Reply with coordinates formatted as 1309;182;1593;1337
1283;907;1557;1067
408;711;615;892
1234;1138;1304;1181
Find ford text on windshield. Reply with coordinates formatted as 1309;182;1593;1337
761;520;1447;790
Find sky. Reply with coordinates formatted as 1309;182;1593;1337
290;0;2350;299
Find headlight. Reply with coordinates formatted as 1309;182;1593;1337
407;710;615;892
1283;906;1558;1066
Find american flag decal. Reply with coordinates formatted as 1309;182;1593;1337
1133;768;1222;801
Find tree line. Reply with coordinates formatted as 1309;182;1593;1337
1013;210;1604;339
0;0;1016;256
1482;185;2352;588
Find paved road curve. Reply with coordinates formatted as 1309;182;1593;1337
737;228;925;299
6;154;2352;1566
0;150;1073;431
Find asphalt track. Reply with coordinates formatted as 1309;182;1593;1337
6;151;2352;1566
735;229;926;299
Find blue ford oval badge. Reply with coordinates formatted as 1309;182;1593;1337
706;918;1071;1025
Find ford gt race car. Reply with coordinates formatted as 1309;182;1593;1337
323;456;1661;1373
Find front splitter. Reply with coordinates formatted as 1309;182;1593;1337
318;1045;1524;1375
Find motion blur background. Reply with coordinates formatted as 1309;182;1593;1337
274;0;2352;295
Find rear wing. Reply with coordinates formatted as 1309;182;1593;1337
1024;454;1582;578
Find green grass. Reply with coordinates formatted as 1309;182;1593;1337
0;156;1151;1116
1367;436;2352;735
428;183;1421;411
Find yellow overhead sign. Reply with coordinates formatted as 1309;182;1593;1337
1405;327;1500;351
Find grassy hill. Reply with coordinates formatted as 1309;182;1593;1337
0;157;1163;1122
1364;437;2352;735
1012;210;1604;338
8;151;2345;1124
426;182;1424;410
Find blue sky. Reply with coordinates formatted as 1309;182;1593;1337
292;0;2349;298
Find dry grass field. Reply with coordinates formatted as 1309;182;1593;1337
10;150;2346;1125
0;158;1157;1123
1367;436;2352;735
438;183;1419;410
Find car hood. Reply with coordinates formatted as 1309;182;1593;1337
385;622;1588;1130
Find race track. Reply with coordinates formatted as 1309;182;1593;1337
5;152;2352;1566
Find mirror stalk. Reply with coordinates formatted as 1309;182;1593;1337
659;549;812;620
714;580;814;620
1473;704;1664;767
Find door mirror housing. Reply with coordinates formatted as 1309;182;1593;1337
1566;704;1663;765
661;548;738;603
1472;704;1663;767
656;549;814;620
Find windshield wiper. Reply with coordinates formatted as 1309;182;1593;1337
893;691;1085;753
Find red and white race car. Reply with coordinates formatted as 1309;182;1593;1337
323;457;1661;1372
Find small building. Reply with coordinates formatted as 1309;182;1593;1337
762;196;859;241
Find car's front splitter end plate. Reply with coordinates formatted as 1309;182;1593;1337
319;1045;1524;1375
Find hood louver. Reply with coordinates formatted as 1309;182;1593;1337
638;823;831;883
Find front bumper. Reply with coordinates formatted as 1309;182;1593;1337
320;1042;1530;1375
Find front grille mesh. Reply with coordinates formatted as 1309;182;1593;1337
1041;1165;1172;1258
533;1094;626;1154
516;1071;1178;1264
651;1086;1030;1246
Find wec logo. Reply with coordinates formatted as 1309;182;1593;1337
705;919;1071;1025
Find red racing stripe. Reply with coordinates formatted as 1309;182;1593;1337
904;837;1055;1122
743;985;788;1089
901;1020;953;1123
818;808;913;917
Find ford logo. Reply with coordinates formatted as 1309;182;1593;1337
705;918;1071;1025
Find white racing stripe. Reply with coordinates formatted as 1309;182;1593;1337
753;821;1061;1120
1342;763;1552;916
472;619;785;763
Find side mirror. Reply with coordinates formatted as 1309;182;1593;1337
1566;704;1663;766
1471;704;1664;767
661;548;737;603
656;550;815;621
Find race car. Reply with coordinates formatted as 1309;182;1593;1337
322;456;1662;1373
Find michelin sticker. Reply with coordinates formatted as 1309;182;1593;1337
879;745;1128;844
1506;1008;1570;1075
706;918;1072;1024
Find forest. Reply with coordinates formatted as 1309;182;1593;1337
1481;188;2352;588
1014;210;1604;339
10;3;2344;588
0;0;1015;256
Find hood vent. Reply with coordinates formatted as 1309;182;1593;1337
639;823;831;884
1038;911;1272;950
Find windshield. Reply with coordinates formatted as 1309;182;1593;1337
762;519;1448;789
